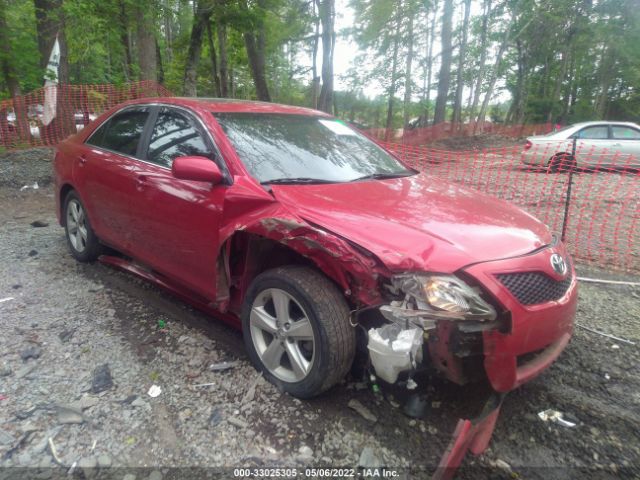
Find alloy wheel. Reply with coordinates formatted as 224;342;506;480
249;288;316;383
66;199;88;253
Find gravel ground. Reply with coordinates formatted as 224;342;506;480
0;149;639;479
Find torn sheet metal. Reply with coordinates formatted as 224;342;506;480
241;217;389;305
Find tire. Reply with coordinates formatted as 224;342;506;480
63;191;102;262
548;153;577;173
241;265;356;398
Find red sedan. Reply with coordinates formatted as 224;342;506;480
54;98;577;401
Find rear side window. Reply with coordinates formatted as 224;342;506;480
612;126;640;140
577;126;608;139
86;108;150;157
146;108;213;168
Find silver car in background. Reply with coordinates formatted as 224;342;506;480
522;121;640;171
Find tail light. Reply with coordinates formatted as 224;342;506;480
524;140;532;151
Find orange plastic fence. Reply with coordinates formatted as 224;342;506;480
0;81;172;150
1;84;636;273
363;122;555;145
383;141;640;273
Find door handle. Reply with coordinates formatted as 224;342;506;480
78;155;87;165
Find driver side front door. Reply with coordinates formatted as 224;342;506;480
128;106;228;301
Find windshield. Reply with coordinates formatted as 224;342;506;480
545;125;575;136
213;113;414;183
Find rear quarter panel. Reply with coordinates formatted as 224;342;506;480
54;138;83;225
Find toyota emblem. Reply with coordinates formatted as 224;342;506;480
550;253;567;276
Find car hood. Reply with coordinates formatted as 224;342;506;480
271;174;552;273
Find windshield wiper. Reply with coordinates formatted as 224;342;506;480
349;171;415;182
261;177;338;185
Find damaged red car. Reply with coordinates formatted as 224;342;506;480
54;98;577;401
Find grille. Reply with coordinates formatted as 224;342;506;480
497;271;572;305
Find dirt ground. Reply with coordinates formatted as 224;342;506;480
0;153;639;479
428;134;521;151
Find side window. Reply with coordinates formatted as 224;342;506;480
577;126;608;140
147;108;213;168
86;108;149;156
611;126;640;140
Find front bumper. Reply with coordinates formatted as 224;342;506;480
463;246;577;392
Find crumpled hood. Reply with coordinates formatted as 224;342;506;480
271;174;552;273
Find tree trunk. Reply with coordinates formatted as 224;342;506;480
423;2;437;123
0;0;30;141
474;12;534;133
243;32;271;101
135;1;157;81
163;0;173;63
595;46;614;118
433;0;453;125
118;0;133;81
156;38;164;85
317;0;335;113
206;22;221;97
311;0;320;108
475;36;507;133
546;45;570;123
403;14;414;129
184;0;212;96
240;0;270;101
470;0;490;121
385;2;402;141
560;52;575;124
217;18;228;97
451;0;470;128
34;0;74;140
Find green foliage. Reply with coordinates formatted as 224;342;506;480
0;0;638;128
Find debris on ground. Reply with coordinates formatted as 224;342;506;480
537;409;577;427
227;417;249;429
241;372;262;404
19;182;39;191
147;385;162;398
58;329;75;343
358;446;382;468
209;360;240;371
56;405;85;425
30;221;48;228
297;445;314;461
348;399;378;422
576;323;636;345
91;364;114;393
19;346;42;362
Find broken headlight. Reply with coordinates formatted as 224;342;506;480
389;274;496;321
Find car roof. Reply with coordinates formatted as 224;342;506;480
570;120;640;128
121;97;331;117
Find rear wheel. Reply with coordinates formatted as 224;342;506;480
241;266;355;398
548;153;577;173
63;191;102;262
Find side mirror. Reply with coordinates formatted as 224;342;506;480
172;156;223;184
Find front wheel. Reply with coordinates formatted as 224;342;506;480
241;266;356;398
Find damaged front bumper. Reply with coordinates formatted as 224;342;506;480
366;246;577;392
433;392;505;480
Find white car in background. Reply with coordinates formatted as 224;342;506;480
522;121;640;171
